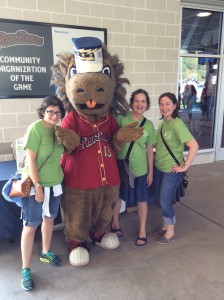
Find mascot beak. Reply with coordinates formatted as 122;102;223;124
86;100;97;108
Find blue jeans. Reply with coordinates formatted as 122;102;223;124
154;167;182;225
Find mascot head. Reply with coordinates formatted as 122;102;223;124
51;36;130;121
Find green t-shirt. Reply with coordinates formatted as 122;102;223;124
155;117;194;172
22;119;64;187
115;112;156;177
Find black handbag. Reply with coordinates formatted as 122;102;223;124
117;117;146;189
160;124;188;202
117;159;133;189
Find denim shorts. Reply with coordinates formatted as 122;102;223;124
22;189;61;227
153;167;182;225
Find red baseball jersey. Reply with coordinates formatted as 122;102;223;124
61;110;120;190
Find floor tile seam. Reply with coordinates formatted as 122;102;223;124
179;202;224;229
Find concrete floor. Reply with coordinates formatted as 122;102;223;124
1;161;224;300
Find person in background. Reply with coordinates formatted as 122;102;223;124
200;81;209;121
112;89;156;246
177;85;182;110
187;85;197;121
182;84;190;110
153;92;198;244
20;96;65;291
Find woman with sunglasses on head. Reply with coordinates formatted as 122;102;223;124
20;96;65;291
153;92;198;244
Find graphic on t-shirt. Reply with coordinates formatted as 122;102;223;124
164;131;172;139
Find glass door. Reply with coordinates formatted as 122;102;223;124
180;7;223;158
179;56;219;150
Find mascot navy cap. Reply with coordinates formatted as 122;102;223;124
72;37;103;73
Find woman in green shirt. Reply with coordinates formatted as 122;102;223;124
153;92;198;244
112;89;156;246
20;96;65;291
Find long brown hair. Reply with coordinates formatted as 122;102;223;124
158;92;180;119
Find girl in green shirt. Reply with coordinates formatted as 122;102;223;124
153;92;198;244
20;96;65;291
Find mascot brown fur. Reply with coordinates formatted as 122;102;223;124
51;37;143;266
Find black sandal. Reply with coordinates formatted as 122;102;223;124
135;236;147;246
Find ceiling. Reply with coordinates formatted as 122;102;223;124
181;0;224;8
181;8;223;54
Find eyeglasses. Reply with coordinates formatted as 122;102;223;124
46;110;61;117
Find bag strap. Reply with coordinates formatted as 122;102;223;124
18;135;55;173
37;134;56;172
125;117;146;162
160;123;181;166
38;149;54;172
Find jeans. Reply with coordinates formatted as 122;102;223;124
154;167;182;225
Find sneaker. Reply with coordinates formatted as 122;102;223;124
21;268;35;291
152;228;167;237
155;235;175;244
40;249;62;266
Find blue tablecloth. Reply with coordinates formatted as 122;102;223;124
0;161;23;241
0;160;62;241
0;160;17;181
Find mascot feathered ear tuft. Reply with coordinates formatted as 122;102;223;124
51;52;74;113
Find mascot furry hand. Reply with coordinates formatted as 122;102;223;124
52;37;143;267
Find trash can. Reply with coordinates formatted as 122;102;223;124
11;137;25;173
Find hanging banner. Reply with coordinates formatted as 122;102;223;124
0;19;106;98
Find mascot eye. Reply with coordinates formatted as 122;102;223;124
96;87;104;92
69;65;77;78
102;65;111;78
77;88;84;93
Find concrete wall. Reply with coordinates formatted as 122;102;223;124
0;0;181;161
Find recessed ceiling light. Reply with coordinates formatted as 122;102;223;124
197;11;212;17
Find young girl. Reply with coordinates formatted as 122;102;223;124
153;92;198;244
20;96;65;291
112;89;156;246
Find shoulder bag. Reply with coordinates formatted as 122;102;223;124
2;139;55;204
160;124;188;202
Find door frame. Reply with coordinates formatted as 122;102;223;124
214;56;224;160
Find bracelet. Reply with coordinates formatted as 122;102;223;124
183;164;189;170
34;182;41;187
